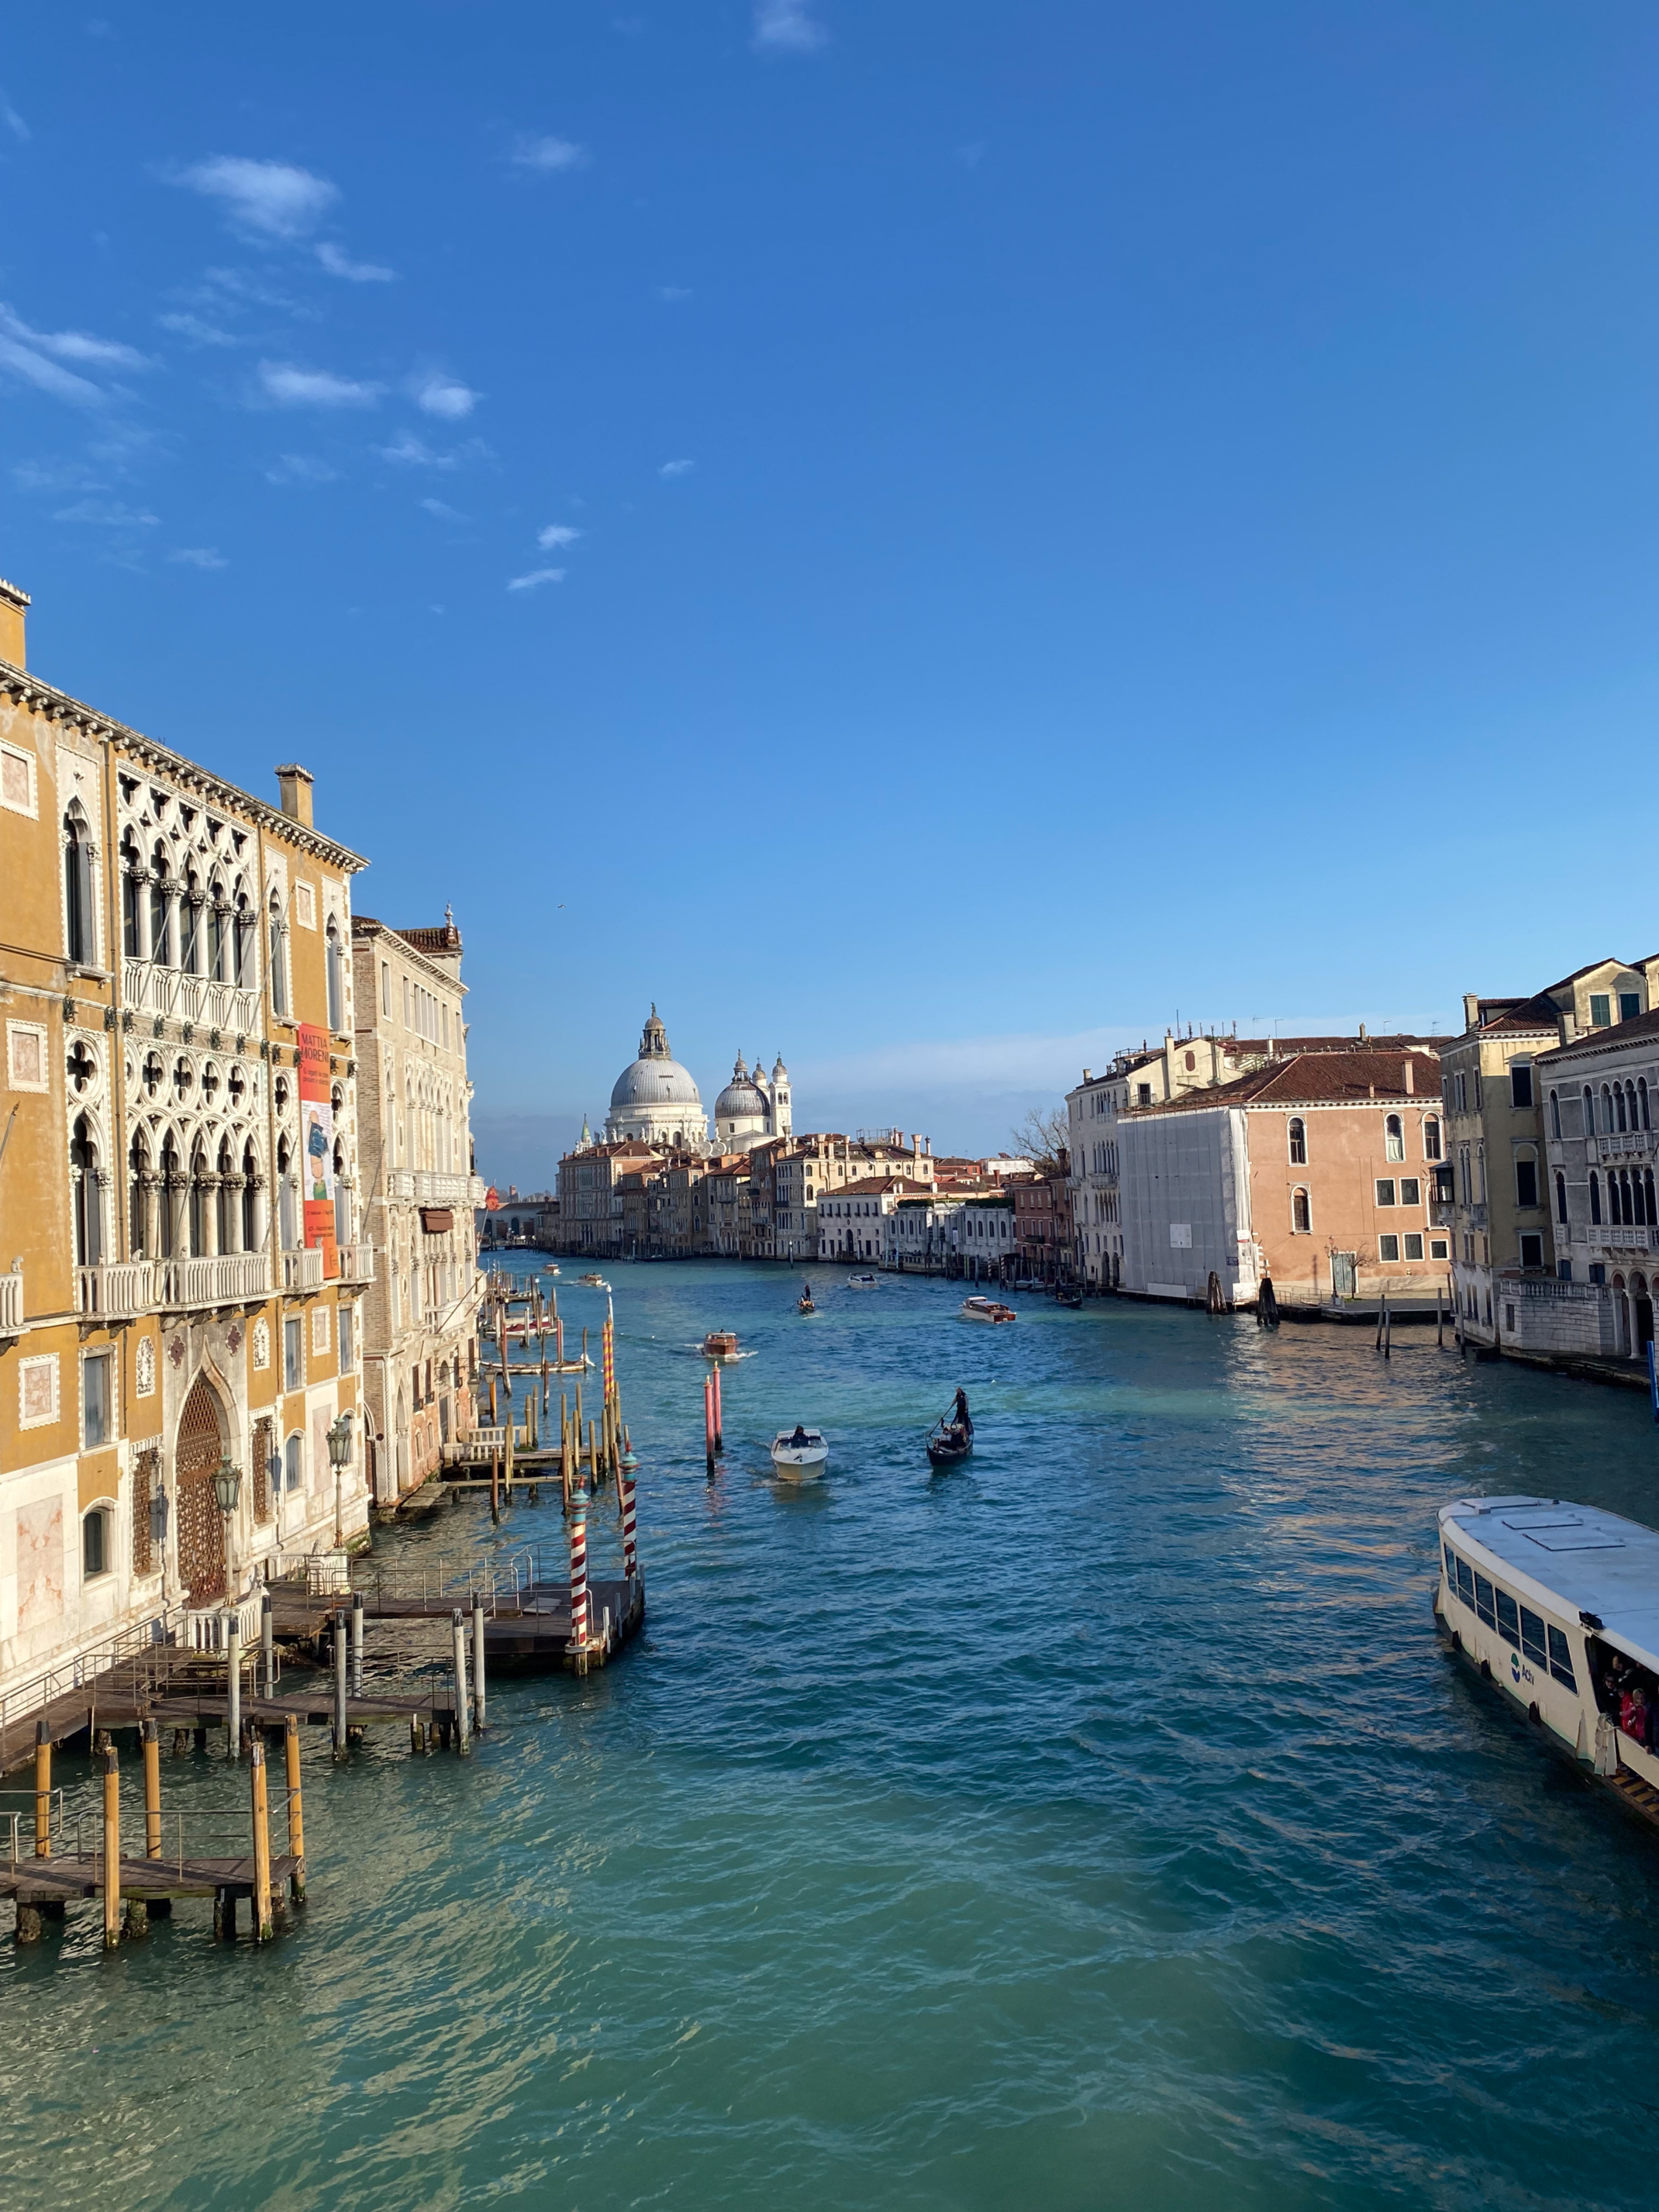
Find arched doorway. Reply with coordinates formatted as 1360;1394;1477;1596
174;1375;228;1606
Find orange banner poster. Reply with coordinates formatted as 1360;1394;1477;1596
297;1022;339;1279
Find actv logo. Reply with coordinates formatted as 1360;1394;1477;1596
1510;1650;1523;1684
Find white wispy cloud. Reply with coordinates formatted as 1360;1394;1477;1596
659;457;695;478
376;433;448;467
316;241;395;283
265;453;341;485
257;360;383;409
420;498;466;520
0;305;150;405
158;310;239;347
53;499;160;528
170;546;227;568
510;135;587;173
536;523;580;550
657;285;692;303
507;567;565;592
753;0;826;53
0;90;29;143
412;371;479;419
175;157;338;240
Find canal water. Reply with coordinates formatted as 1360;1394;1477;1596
6;1259;1659;2211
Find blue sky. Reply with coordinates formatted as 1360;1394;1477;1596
5;4;1658;1180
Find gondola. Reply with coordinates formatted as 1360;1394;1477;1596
926;1389;974;1468
1055;1285;1083;1309
798;1281;816;1314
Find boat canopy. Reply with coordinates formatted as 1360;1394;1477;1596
1440;1496;1659;1675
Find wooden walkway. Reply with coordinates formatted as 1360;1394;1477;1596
0;1851;298;1904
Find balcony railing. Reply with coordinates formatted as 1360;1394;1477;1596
1598;1130;1657;1161
336;1242;375;1285
122;958;260;1039
281;1246;326;1292
157;1252;271;1309
0;1271;21;1335
1431;1202;1456;1229
1596;1227;1652;1252
77;1260;157;1320
386;1170;488;1207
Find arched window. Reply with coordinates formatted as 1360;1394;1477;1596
1288;1116;1306;1165
285;1433;302;1493
207;875;227;982
150;849;174;967
71;1114;101;1266
129;1130;148;1253
1585;1085;1596;1135
216;1136;236;1254
242;1141;260;1251
1548;1092;1561;1141
326;917;344;1034
277;1134;295;1249
268;892;288;1016
1591;1171;1602;1226
1292;1186;1311;1234
1647;1169;1657;1227
158;1132;180;1257
1616;1084;1630;1134
64;806;94;965
82;1507;110;1579
181;868;202;975
120;830;143;958
1385;1113;1404;1162
1556;1171;1568;1223
188;1143;209;1255
1423;1113;1442;1161
1642;1078;1652;1133
232;885;253;987
1603;1084;1615;1133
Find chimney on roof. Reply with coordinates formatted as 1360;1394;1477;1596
1558;1008;1578;1047
1463;992;1480;1032
1402;1058;1414;1095
1358;1022;1368;1042
275;764;315;828
0;578;29;668
1082;1068;1092;1082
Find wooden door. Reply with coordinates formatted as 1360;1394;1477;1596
174;1377;226;1606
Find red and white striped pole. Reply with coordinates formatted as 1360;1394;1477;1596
712;1362;723;1454
567;1482;589;1672
620;1427;640;1581
704;1373;716;1475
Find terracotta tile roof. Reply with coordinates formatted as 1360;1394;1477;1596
1537;1006;1659;1063
1136;1047;1442;1113
398;921;463;954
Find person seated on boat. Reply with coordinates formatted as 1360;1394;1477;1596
789;1423;809;1447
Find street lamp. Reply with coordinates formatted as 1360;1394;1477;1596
212;1457;242;1516
327;1410;353;1548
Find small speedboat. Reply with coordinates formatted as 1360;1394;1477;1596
771;1427;829;1479
702;1330;741;1362
578;1273;611;1290
926;1389;974;1468
541;1262;560;1276
848;1273;879;1289
959;1296;1016;1324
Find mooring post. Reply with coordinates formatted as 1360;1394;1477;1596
471;1593;488;1734
704;1374;716;1478
621;1468;638;1582
451;1609;471;1753
284;1711;306;1903
351;1590;364;1700
488;1372;498;1425
567;1481;589;1673
33;1720;50;1859
712;1362;723;1453
261;1589;275;1698
333;1615;349;1760
102;1741;121;1951
250;1738;274;1942
1382;1292;1392;1360
226;1610;242;1757
142;1717;162;1860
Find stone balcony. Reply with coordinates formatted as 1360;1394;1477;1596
77;1260;158;1320
336;1242;375;1285
0;1270;22;1336
122;958;261;1040
281;1247;326;1292
157;1253;271;1310
386;1170;488;1208
1597;1128;1657;1161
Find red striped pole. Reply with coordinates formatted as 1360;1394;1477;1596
621;1472;637;1580
712;1363;723;1453
567;1482;589;1670
704;1375;716;1476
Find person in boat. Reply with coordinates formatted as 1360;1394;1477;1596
789;1423;809;1447
952;1387;971;1436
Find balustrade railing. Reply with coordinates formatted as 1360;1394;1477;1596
281;1246;326;1292
1598;1129;1657;1161
77;1259;157;1319
0;1272;21;1334
336;1242;375;1284
157;1251;271;1309
122;958;260;1037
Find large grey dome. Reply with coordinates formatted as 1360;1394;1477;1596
606;1006;705;1128
612;1056;703;1110
715;1053;767;1121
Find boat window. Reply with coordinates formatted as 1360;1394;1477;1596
1547;1625;1577;1690
1474;1572;1498;1629
1454;1555;1475;1607
1495;1589;1520;1648
1519;1606;1548;1669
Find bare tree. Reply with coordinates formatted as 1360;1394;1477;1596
1010;1103;1068;1169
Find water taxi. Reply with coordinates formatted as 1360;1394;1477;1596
959;1296;1016;1324
771;1427;829;1479
702;1330;741;1362
1437;1495;1659;1829
541;1262;560;1276
577;1273;611;1290
847;1273;879;1289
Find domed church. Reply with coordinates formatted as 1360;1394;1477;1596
600;1010;792;1157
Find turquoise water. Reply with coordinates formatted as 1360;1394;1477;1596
7;1259;1659;2210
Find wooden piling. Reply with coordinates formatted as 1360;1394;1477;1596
712;1362;723;1453
471;1595;488;1734
451;1610;471;1753
226;1610;242;1756
488;1372;498;1424
490;1445;501;1524
142;1717;162;1860
261;1589;276;1698
250;1738;274;1941
33;1720;50;1859
102;1741;121;1951
284;1712;306;1902
333;1616;349;1759
351;1590;365;1699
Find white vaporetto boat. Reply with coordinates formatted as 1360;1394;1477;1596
1436;1495;1659;1831
770;1427;829;1480
959;1296;1016;1324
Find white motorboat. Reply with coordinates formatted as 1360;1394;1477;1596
847;1273;879;1289
770;1427;829;1479
577;1273;611;1290
1437;1494;1659;1835
959;1296;1016;1324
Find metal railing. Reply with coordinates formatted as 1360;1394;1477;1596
0;1614;177;1768
347;1542;554;1613
271;1551;350;1595
0;1271;22;1334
